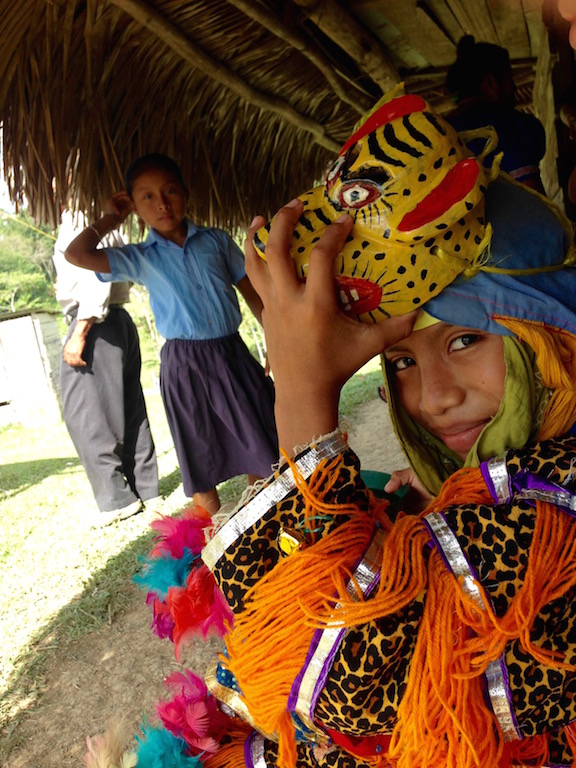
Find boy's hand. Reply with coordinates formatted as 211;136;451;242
245;199;416;452
106;192;133;224
384;468;433;513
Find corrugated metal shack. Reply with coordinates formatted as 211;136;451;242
0;311;62;426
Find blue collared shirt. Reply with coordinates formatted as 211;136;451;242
98;219;246;340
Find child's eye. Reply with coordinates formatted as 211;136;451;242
449;333;480;351
391;356;415;371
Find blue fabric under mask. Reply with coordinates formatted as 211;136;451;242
424;177;576;337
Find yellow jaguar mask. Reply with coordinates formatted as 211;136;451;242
254;87;497;321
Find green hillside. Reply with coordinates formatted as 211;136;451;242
0;212;59;315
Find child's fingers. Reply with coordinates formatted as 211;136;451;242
305;214;354;306
260;199;304;286
369;311;419;353
384;468;413;494
244;215;267;279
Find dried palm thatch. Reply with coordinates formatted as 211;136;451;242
0;0;546;233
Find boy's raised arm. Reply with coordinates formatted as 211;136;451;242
65;216;114;272
235;275;263;324
65;193;133;273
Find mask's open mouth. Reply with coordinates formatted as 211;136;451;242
334;275;383;317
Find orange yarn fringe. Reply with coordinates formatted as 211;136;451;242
223;433;576;767
494;317;576;440
203;721;254;768
565;723;576;761
388;465;576;768
224;452;389;768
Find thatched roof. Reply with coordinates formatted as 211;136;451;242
0;0;558;232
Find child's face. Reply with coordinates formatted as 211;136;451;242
384;321;506;461
130;168;188;240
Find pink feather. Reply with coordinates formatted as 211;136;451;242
149;506;212;559
165;670;208;698
156;670;230;755
167;566;233;658
145;593;175;640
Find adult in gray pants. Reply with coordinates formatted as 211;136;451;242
54;210;159;526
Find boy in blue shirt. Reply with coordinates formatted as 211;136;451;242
65;154;278;515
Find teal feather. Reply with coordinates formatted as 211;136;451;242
135;724;203;768
134;550;196;599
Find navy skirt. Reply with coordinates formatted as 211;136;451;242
160;333;278;495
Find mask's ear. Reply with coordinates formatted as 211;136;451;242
457;126;501;175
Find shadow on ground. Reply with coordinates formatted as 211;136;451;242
158;467;182;497
0;457;81;496
0;526;157;759
0;471;247;767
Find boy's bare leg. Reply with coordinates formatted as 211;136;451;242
193;487;220;516
193;477;264;517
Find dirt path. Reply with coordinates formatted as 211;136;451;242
6;398;403;767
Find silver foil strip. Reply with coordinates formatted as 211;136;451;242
202;432;348;571
486;456;511;504
424;511;521;742
248;731;267;768
291;530;384;731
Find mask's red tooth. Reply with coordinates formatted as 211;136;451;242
335;276;383;315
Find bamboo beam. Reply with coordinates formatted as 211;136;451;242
108;0;341;152
291;0;399;93
226;0;371;113
444;0;498;42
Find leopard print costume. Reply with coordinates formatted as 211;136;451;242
204;432;576;767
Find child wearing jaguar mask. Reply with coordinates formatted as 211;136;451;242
93;89;576;768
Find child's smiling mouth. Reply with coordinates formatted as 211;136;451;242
434;420;490;457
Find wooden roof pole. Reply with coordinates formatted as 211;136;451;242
291;0;399;94
226;0;372;113
108;0;341;152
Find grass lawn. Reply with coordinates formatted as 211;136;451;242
0;312;384;759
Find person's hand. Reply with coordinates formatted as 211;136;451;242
245;199;417;451
384;467;433;513
106;191;133;224
558;0;576;48
63;333;87;367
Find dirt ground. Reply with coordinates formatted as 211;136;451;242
5;398;403;768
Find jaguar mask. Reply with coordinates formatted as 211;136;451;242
254;86;498;322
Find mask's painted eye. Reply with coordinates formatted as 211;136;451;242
339;181;380;208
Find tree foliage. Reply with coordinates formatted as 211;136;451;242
0;214;60;315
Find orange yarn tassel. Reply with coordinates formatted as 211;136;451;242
503;733;550;768
388;465;576;768
454;500;576;674
423;465;493;513
203;722;255;768
388;553;503;768
224;453;381;768
564;723;576;767
304;511;430;628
